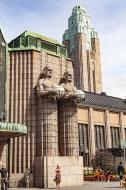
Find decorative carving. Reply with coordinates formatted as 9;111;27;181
60;72;85;101
37;66;57;97
37;66;65;99
60;72;77;99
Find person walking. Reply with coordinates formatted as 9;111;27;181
0;164;8;190
105;171;111;182
123;168;126;189
117;162;124;187
54;165;61;189
24;168;32;187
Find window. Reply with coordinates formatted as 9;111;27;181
92;70;96;92
111;127;120;148
29;37;37;47
78;123;89;166
95;125;105;150
125;128;126;140
78;124;88;152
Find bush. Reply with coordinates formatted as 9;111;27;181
91;149;115;172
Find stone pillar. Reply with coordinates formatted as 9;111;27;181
88;107;95;160
120;112;125;142
36;97;58;156
105;110;111;148
58;100;79;156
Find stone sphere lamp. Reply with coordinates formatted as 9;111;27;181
52;85;65;99
76;90;85;101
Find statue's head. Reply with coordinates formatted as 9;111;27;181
63;72;72;83
42;66;53;78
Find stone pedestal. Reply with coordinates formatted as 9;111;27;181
35;97;82;188
37;97;58;156
35;156;83;188
58;100;79;156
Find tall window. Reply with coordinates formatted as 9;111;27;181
78;124;89;166
95;125;105;150
125;128;126;140
91;62;96;92
78;124;88;152
111;127;120;148
93;70;96;92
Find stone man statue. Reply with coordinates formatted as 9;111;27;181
58;71;81;156
60;71;85;101
36;66;60;157
60;72;77;98
37;66;57;97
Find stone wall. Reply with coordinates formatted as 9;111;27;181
6;49;74;187
35;156;83;188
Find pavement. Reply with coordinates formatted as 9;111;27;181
9;181;125;190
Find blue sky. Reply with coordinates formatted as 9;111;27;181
0;0;126;98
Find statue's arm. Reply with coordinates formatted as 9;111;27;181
61;83;77;98
37;80;50;96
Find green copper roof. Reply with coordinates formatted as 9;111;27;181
72;5;87;14
0;122;27;138
21;31;63;46
63;4;98;52
8;30;67;57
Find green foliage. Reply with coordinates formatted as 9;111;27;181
91;150;115;172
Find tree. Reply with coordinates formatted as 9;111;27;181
91;150;114;172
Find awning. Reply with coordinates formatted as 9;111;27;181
0;122;27;138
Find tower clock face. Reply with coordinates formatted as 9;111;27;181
0;37;6;113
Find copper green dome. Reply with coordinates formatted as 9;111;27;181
72;5;86;14
63;4;98;52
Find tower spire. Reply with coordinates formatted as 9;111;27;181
62;5;102;93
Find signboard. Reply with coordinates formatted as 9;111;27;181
0;30;6;119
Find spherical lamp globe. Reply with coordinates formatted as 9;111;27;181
52;85;65;98
76;90;85;101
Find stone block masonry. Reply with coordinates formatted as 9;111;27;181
35;156;83;188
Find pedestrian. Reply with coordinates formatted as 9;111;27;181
105;171;111;182
0;163;8;190
94;168;100;181
101;170;106;181
54;165;61;189
123;169;126;189
117;162;124;187
24;168;32;187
